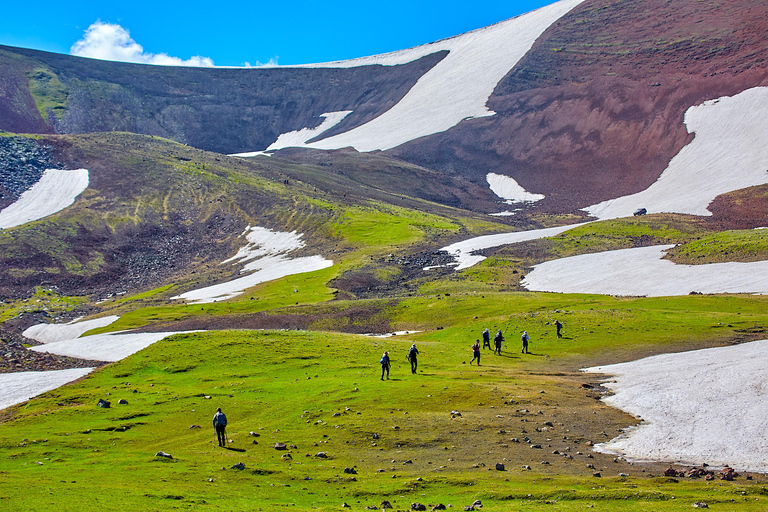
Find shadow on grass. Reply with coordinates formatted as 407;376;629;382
226;447;246;452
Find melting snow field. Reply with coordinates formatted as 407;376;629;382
263;0;585;152
436;223;586;270
0;169;89;229
487;173;545;204
583;340;768;472
521;245;768;296
586;86;768;219
29;331;189;362
173;226;333;303
265;111;352;152
0;367;94;411
23;315;120;344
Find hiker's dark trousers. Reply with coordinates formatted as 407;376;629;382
216;425;226;446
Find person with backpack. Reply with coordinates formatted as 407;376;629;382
469;340;481;365
521;331;530;354
212;407;228;447
407;344;419;374
380;351;391;380
555;320;563;338
482;328;491;349
494;329;504;355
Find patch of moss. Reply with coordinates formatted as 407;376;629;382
26;67;69;122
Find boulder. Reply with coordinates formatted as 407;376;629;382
411;504;427;511
231;462;245;470
274;442;287;450
155;451;172;459
495;463;505;471
97;399;111;408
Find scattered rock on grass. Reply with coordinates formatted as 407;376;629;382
411;503;427;511
692;502;709;509
155;451;172;459
381;500;393;509
274;442;287;450
97;399;111;408
231;462;245;470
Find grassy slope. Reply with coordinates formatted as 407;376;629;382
2;292;768;511
2;134;768;509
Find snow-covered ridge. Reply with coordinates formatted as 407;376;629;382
0;169;89;229
259;0;585;152
583;339;768;472
521;245;768;296
585;86;768;219
173;226;333;303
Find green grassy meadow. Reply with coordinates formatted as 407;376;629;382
2;133;768;510
2;291;768;511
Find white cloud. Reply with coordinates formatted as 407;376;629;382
70;21;215;67
244;57;279;68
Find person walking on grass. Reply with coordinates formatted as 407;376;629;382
470;339;481;365
482;328;491;349
213;407;228;447
521;331;530;354
494;329;504;355
555;320;563;338
407;344;419;374
380;351;391;380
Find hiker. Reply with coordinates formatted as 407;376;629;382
212;407;228;447
380;351;391;380
407;344;419;374
470;339;481;365
555;320;563;338
482;328;491;349
494;329;504;355
521;331;530;354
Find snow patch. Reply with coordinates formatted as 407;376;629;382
583;339;768;472
0;169;89;229
522;245;768;296
487;173;544;204
23;316;120;344
173;226;333;304
265;111;353;151
0;367;94;411
266;0;585;152
30;331;189;362
585;86;768;219
437;223;587;270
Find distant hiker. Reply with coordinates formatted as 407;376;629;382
521;331;530;354
407;344;420;374
482;328;491;349
494;329;504;355
470;340;481;365
555;320;563;338
380;351;391;380
213;407;228;447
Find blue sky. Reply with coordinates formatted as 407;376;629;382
0;0;557;66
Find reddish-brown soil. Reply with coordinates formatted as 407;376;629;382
391;0;768;213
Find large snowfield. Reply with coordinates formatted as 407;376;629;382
521;245;768;296
585;86;768;219
259;0;586;153
583;340;768;472
0;169;89;228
